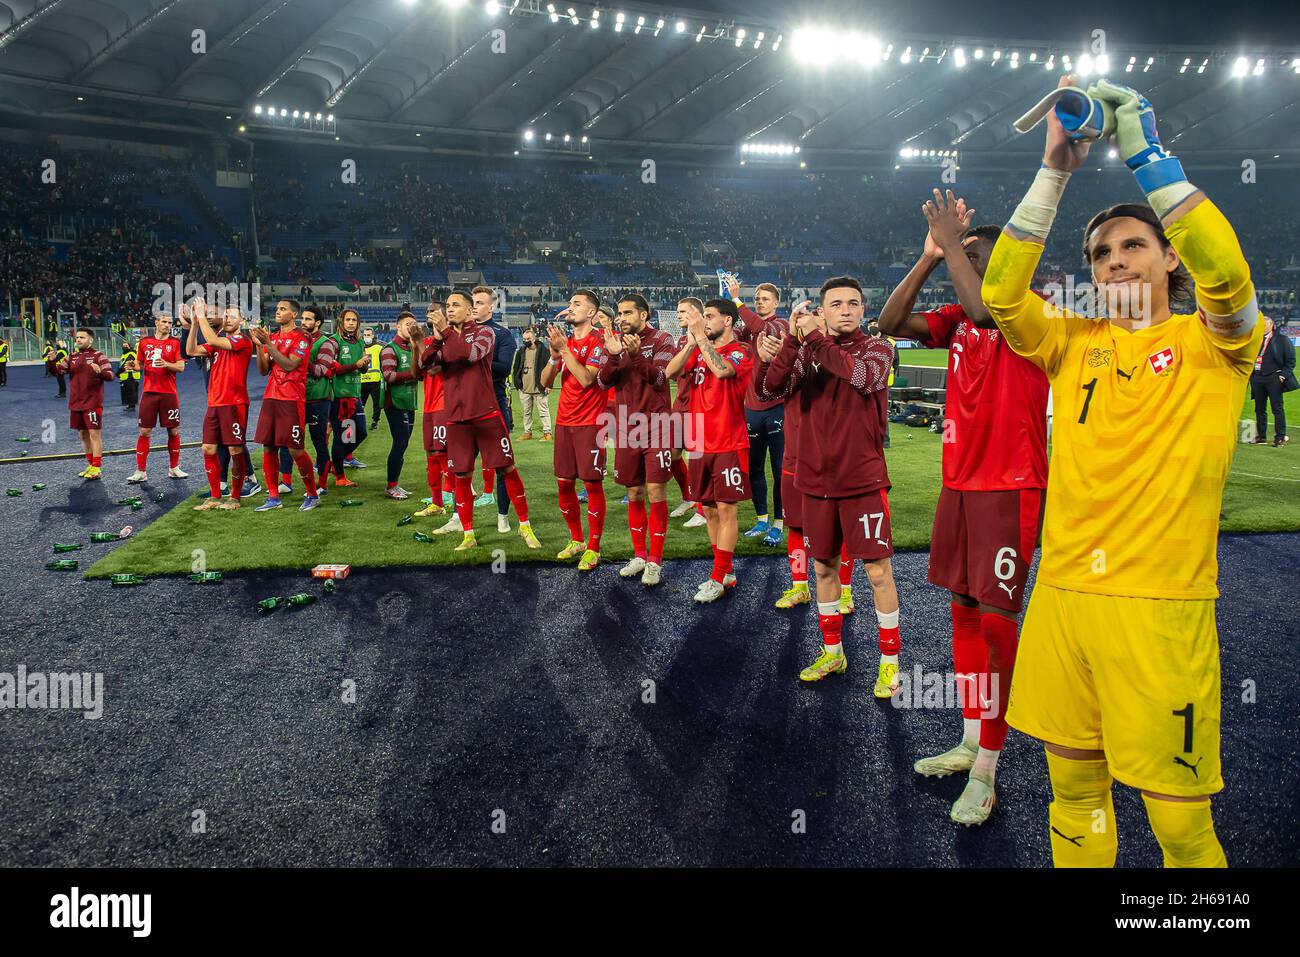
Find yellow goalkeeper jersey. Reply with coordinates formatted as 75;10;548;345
983;198;1263;600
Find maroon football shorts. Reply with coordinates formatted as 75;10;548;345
780;469;803;529
613;444;673;488
928;486;1044;613
70;407;102;431
138;392;180;429
687;450;750;505
203;404;249;446
446;412;514;473
802;487;893;563
254;397;306;450
553;423;605;481
422;409;448;454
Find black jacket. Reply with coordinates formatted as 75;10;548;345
1253;327;1299;392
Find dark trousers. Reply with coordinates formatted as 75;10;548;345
306;399;332;477
217;445;256;486
1252;376;1287;439
361;382;382;426
120;378;138;408
56;373;66;396
0;363;6;386
329;397;369;473
385;406;414;484
744;405;785;519
496;396;513;516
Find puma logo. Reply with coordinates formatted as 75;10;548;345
1173;755;1204;778
1051;825;1084;846
1116;366;1134;380
998;582;1017;600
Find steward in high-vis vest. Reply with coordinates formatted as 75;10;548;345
0;338;9;388
118;344;140;409
360;326;383;429
328;308;371;480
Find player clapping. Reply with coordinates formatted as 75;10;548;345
57;328;114;480
756;280;903;695
186;301;255;510
250;299;320;512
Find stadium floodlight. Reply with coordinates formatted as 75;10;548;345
1144;56;1154;72
254;104;263;115
1127;55;1136;72
1096;53;1109;73
615;11;623;31
753;30;763;49
1294;61;1300;74
280;108;288;117
486;0;499;14
772;34;781;51
1077;53;1093;77
523;129;535;141
292;109;300;118
1045;55;1054;71
567;7;577;26
1254;58;1265;76
1010;51;1019;69
953;47;966;68
675;20;686;33
327;113;334;122
1028;51;1037;62
315;112;322;120
239;125;246;133
992;49;1001;60
564;134;571;142
443;0;465;7
1198;57;1209;73
900;45;911;63
1232;56;1248;77
545;132;552;141
635;14;644;34
581;135;588;143
974;48;983;59
654;18;663;36
1180;56;1190;74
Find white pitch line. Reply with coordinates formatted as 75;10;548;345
1230;468;1300;483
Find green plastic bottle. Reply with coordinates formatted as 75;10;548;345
90;532;119;543
31;483;46;491
256;597;284;613
6;489;21;497
413;531;433;543
189;572;223;583
323;579;336;594
396;515;413;527
339;499;364;508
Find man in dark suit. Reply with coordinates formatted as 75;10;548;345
1251;317;1298;447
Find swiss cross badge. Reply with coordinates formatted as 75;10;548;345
1147;347;1175;375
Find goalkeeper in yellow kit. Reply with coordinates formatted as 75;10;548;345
982;76;1263;868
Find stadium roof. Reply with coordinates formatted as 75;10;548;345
1;0;1298;166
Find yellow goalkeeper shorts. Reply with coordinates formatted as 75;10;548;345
1007;583;1223;797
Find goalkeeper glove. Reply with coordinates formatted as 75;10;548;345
1087;79;1195;216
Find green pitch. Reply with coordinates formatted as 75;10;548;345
86;372;1300;578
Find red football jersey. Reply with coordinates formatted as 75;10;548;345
138;336;183;395
684;339;752;454
923;303;1049;491
419;337;445;412
555;331;608;426
263;327;311;402
204;332;253;407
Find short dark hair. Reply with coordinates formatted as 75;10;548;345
396;310;416;323
1083;203;1193;305
574;288;601;309
74;326;94;337
303;303;325;322
619;294;650;316
705;298;741;323
282;299;301;315
820;275;862;298
446;290;473;307
678;296;704;313
963;225;1002;247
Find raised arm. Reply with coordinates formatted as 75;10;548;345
922;189;995;329
878;249;949;340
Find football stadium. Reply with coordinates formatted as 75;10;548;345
0;0;1297;929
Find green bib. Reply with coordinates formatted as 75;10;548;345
306;335;333;401
333;335;364;399
385;341;415;410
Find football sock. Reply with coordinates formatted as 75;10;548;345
670;456;690;498
839;546;853;585
167;433;180;468
877;608;901;656
556;479;583;542
454;473;475;531
755;513;768;524
583;480;606;551
90;455;101;467
1142;795;1227;868
135;435;149;471
230;451;246;502
425;454;442;499
981;612;1019;753
1045;750;1117;868
952;602;985;746
482;466;495;494
709;546;733;584
293;451;318;496
203;452;222;498
262;451;278;496
817;600;843;652
503;468;529;523
627;500;648;559
647;499;668;564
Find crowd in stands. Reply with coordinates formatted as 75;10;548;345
3;138;1299;330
